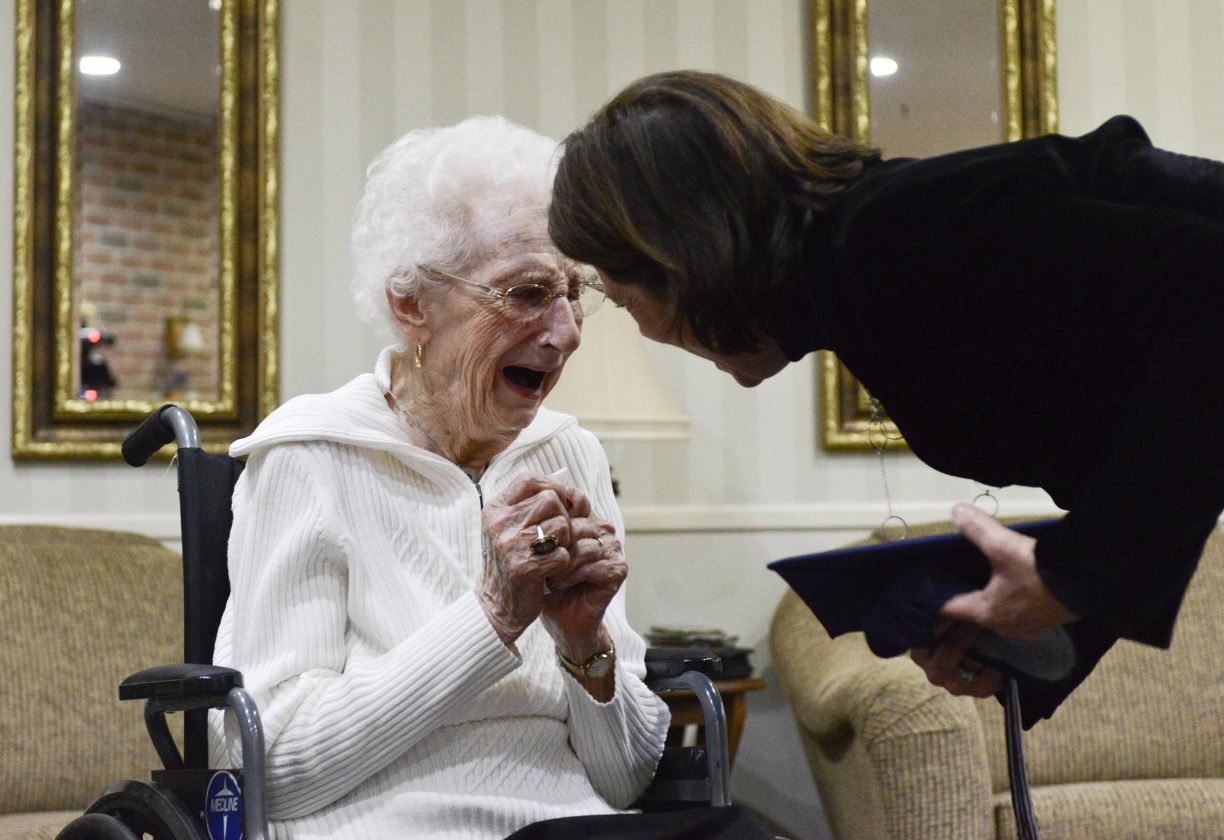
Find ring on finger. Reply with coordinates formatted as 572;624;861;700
594;535;604;547
957;664;982;684
530;525;559;556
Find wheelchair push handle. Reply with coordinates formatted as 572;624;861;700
122;404;202;466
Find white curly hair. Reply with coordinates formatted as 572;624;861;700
351;116;561;347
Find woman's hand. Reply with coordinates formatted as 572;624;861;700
477;471;580;648
539;513;626;665
911;504;1078;696
939;503;1077;639
910;620;1004;698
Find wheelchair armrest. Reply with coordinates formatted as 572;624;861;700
643;646;722;683
120;664;246;774
641;651;732;808
120;663;243;707
115;665;270;840
118;662;264;818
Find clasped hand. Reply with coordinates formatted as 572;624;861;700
476;471;624;664
910;503;1077;697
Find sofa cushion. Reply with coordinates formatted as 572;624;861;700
0;526;182;817
0;811;84;840
994;778;1224;840
976;526;1224;791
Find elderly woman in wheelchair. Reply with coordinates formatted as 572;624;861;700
186;117;772;840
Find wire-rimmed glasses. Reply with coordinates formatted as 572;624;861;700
425;266;606;319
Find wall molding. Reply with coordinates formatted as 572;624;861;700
618;500;1064;534
0;500;1066;541
27;501;1224;539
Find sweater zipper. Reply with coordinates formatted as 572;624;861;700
460;464;483;508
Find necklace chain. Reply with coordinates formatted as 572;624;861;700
869;398;908;541
386;370;484;490
385;389;446;456
870;398;1001;540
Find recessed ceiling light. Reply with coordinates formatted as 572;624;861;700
80;55;121;76
869;56;898;77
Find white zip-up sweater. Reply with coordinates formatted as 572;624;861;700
209;349;670;840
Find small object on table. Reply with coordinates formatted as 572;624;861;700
647;625;764;766
647;626;755;680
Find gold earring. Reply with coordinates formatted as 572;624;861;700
414;343;424;369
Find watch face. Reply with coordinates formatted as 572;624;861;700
586;655;614;678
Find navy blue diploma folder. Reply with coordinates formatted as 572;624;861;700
768;518;1076;682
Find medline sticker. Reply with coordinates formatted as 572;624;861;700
205;770;243;840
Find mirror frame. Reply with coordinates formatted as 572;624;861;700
812;0;1057;450
12;0;279;460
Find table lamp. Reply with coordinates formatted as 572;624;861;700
546;305;690;491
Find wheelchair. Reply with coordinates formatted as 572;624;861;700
55;405;734;840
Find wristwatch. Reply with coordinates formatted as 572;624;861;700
557;641;616;680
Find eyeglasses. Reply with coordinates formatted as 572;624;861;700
425;266;606;319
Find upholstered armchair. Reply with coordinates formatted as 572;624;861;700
0;526;182;840
770;520;1224;840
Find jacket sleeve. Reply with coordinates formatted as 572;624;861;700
211;444;522;819
1005;193;1224;647
1027;119;1224;645
560;608;671;807
867;134;1224;646
550;426;671;806
831;122;1224;723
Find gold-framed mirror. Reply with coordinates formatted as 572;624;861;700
12;0;279;460
812;0;1057;450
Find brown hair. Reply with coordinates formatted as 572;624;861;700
550;70;878;353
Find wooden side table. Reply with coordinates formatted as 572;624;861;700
660;676;767;767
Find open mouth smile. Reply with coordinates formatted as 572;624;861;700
502;365;548;394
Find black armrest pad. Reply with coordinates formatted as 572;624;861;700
120;663;243;702
644;647;723;680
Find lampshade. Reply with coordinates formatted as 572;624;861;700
178;321;206;352
165;315;206;358
545;305;690;440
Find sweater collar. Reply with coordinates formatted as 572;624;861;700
231;347;574;460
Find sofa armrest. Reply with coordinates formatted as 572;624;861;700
771;589;994;840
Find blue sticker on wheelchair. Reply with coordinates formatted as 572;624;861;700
205;770;243;840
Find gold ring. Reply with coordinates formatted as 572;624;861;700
531;525;559;555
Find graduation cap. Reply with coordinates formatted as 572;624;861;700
768;518;1076;682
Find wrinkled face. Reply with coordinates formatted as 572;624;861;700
414;193;586;441
597;271;789;388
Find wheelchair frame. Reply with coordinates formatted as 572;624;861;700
57;406;270;840
56;405;731;840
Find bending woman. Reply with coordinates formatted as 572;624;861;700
549;70;1224;725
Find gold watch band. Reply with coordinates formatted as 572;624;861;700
557;640;616;680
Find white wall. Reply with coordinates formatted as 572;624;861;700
3;1;1223;837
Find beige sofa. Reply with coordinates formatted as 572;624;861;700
771;519;1224;840
0;526;182;840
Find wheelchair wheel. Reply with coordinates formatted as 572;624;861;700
55;813;141;840
83;780;207;840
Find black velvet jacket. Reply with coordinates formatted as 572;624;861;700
781;116;1224;723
